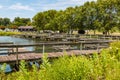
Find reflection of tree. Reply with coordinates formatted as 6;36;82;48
34;45;61;53
34;46;43;53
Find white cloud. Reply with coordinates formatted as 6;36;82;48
0;5;3;9
9;3;34;11
32;0;97;11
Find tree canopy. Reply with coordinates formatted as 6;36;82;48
33;0;120;35
0;0;120;35
0;17;31;29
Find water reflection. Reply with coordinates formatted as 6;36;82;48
0;36;34;44
0;36;35;51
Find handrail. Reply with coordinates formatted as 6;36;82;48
0;41;112;65
0;42;14;44
0;42;14;54
0;41;112;48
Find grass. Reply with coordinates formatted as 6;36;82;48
0;31;21;36
88;30;120;35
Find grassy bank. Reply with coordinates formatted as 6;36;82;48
0;31;21;36
0;41;120;80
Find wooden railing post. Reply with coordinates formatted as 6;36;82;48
16;47;19;65
97;43;99;53
63;44;66;52
97;35;99;40
43;44;45;54
80;43;82;50
90;34;91;39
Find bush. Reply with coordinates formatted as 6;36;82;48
78;30;85;34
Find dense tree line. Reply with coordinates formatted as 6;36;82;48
0;17;31;29
33;0;120;35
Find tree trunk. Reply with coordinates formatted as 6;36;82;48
86;30;89;34
93;30;96;35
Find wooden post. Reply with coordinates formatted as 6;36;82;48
104;35;105;40
97;35;99;40
90;34;91;39
117;37;119;41
63;44;65;52
16;47;19;65
97;43;99;53
43;44;45;54
80;43;82;50
111;35;112;40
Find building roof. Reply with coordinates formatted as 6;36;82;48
18;26;34;29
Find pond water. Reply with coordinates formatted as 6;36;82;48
0;36;37;72
0;36;35;52
0;36;34;44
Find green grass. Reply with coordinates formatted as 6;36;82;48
0;31;21;36
0;41;120;80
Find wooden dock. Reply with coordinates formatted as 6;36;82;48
0;50;98;63
16;33;120;41
0;41;110;63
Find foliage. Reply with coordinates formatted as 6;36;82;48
12;17;31;27
0;18;11;26
0;41;120;80
32;10;57;31
0;63;7;80
0;17;32;29
33;0;120;34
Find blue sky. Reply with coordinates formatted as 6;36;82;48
0;0;96;20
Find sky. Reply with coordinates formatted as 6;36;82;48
0;0;97;20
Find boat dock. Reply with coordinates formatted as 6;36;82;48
0;50;98;63
0;41;111;63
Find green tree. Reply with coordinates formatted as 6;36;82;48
0;18;11;27
13;17;31;26
33;10;57;31
97;0;119;35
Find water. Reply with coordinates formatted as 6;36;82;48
0;36;35;52
0;36;34;44
0;36;36;73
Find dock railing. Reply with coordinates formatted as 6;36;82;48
16;33;120;41
0;42;14;54
0;41;112;64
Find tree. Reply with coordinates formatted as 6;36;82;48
3;18;11;26
13;17;31;26
33;10;57;31
96;0;119;35
0;18;11;26
32;0;120;34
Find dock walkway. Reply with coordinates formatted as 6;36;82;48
0;41;110;63
0;50;98;63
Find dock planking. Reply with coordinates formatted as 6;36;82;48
0;50;98;63
0;41;110;63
